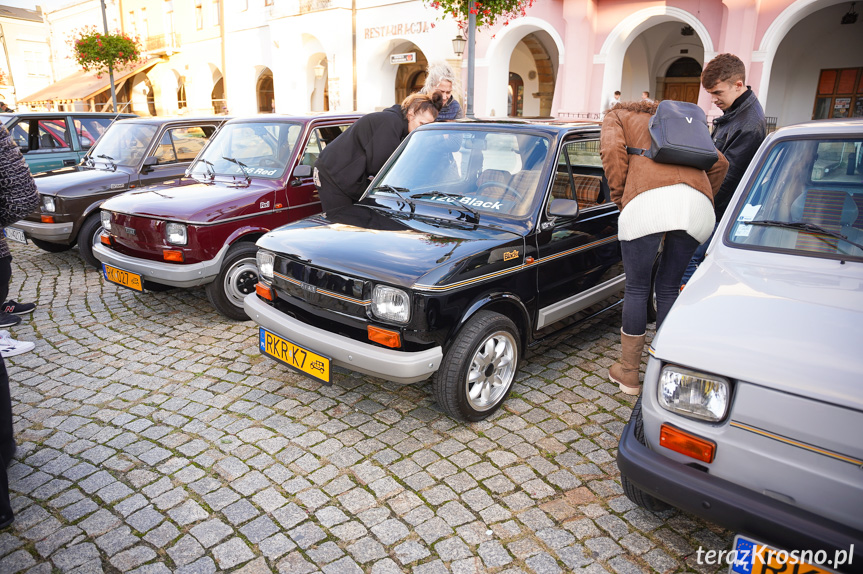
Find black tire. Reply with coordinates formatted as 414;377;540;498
31;238;73;253
433;311;521;422
77;214;104;269
622;396;670;512
205;242;258;321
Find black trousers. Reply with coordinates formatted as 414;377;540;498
0;255;10;305
0;356;13;521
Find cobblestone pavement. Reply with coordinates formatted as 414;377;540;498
1;242;734;574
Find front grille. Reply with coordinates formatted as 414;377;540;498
272;257;370;318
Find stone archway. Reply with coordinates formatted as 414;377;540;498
393;46;427;104
661;57;702;103
508;33;554;117
256;67;275;113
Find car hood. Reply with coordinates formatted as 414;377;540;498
100;180;277;224
35;168;132;196
257;203;525;289
653;252;863;411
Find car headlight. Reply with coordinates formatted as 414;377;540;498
658;365;730;422
100;210;111;232
42;196;56;213
257;250;274;282
166;222;187;245
372;285;410;323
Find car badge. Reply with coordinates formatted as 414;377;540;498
503;249;519;262
300;282;317;294
124;227;136;236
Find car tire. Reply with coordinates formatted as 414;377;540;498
433;311;520;422
77;214;103;269
621;396;670;512
205;242;258;321
31;238;73;253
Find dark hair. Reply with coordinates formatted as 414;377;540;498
702;53;746;88
402;91;443;118
614;91;621;96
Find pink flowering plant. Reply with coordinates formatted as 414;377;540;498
426;0;535;29
71;26;142;76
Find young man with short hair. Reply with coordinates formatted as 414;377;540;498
681;53;766;286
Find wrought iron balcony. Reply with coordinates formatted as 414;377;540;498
145;33;181;55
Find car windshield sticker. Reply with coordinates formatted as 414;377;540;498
734;203;761;238
251;168;279;176
426;195;504;211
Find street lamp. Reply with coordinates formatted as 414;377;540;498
451;34;466;57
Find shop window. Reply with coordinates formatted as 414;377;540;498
813;68;863;120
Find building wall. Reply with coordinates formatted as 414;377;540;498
0;7;53;107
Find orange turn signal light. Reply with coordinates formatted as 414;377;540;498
255;282;275;301
163;249;184;262
368;325;401;348
660;423;716;463
41;215;55;223
99;232;112;246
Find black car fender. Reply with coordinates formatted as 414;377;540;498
449;292;531;352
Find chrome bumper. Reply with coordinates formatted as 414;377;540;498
10;221;74;243
244;293;443;385
93;242;228;288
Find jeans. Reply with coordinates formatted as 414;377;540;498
680;222;719;286
621;231;700;335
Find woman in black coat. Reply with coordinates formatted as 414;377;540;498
314;92;443;212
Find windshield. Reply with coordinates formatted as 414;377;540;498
371;129;551;218
89;123;158;167
728;136;863;259
188;121;302;181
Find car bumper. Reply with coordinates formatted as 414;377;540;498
93;242;226;288
616;418;863;568
10;220;74;243
244;293;443;385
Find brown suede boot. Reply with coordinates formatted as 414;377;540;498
608;328;646;395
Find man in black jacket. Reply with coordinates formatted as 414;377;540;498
314;92;442;212
681;53;766;286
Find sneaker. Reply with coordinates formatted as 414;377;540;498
1;300;35;315
0;331;34;358
0;313;21;328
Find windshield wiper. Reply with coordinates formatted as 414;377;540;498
222;156;252;187
373;185;415;213
194;159;216;184
96;154;116;171
411;190;480;222
746;220;863;252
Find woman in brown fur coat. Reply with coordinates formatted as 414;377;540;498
600;100;728;395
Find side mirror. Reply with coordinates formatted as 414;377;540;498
292;164;312;178
141;156;158;172
548;198;580;218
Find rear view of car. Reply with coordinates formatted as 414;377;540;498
617;119;863;573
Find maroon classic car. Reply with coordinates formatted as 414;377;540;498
93;114;360;319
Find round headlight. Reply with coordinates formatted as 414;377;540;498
166;222;187;245
100;210;111;232
658;365;730;422
372;285;410;323
42;196;56;213
257;250;274;282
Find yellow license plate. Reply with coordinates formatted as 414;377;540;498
103;264;143;292
729;535;842;574
259;328;330;384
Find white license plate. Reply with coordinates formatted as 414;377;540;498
4;227;26;244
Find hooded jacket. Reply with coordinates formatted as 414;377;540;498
601;100;728;212
710;87;767;218
315;104;408;202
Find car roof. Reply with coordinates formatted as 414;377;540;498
113;115;230;125
421;118;601;136
222;113;363;125
0;111;136;119
771;117;863;138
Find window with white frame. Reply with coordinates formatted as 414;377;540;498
19;41;49;77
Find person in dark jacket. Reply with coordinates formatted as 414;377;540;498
0;124;40;529
681;53;766;285
314;92;443;212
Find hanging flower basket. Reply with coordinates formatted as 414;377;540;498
71;26;142;77
426;0;535;30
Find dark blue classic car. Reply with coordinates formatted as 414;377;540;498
245;120;624;420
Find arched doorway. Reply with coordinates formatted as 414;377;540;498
309;55;329;112
212;77;226;114
662;57;702;103
508;73;524;116
508;33;554;117
393;45;427;104
257;68;275;113
129;72;156;116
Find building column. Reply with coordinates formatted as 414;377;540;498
558;0;598;116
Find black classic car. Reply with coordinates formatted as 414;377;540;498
245;121;624;421
8;115;226;268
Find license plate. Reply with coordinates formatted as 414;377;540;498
259;328;331;385
103;263;144;292
729;534;840;574
4;227;26;244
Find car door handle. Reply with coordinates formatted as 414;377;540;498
63;159;76;166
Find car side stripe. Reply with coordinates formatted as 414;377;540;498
730;420;863;466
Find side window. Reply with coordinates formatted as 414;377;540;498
301;124;350;167
153;131;177;164
153;126;215;164
557;139;606;210
9;122;29;151
74;118;111;150
36;119;71;151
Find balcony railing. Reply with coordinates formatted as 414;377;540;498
145;33;182;54
299;0;331;14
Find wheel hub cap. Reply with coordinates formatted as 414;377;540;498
466;332;516;411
